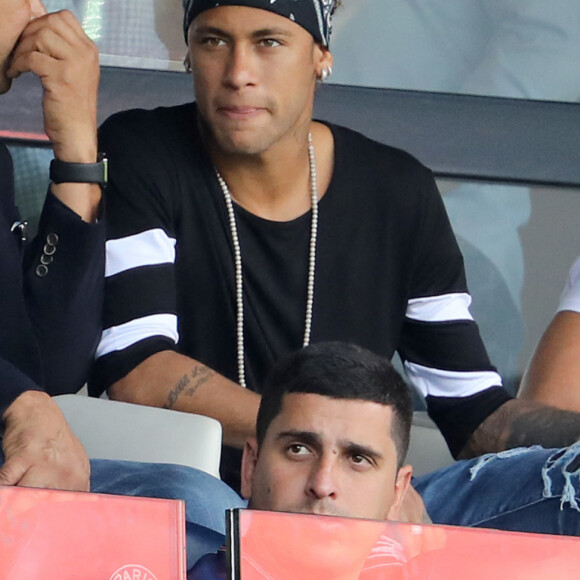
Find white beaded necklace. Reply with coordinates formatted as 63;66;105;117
216;133;319;388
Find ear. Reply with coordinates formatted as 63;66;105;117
313;45;334;79
240;437;260;500
386;464;413;521
183;52;192;73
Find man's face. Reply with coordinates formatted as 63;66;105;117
242;393;412;521
187;6;332;156
0;0;46;94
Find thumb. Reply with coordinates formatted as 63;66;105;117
0;456;29;486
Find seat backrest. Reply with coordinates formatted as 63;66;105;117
407;412;455;476
53;394;222;479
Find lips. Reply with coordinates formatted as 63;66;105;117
217;106;265;120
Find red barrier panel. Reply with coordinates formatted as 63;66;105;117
0;485;186;580
229;509;580;580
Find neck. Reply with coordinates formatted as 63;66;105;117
219;143;311;221
203;120;333;222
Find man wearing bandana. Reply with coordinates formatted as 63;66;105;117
93;0;580;544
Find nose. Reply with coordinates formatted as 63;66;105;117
306;456;338;500
223;44;256;89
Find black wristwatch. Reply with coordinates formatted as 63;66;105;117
49;153;108;186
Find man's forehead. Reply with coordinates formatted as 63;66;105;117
270;392;395;437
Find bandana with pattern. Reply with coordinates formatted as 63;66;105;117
182;0;336;46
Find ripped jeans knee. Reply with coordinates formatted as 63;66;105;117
417;442;580;533
542;443;580;512
468;446;540;481
468;443;580;513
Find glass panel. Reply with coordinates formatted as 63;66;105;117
8;143;52;234
44;0;186;71
331;1;580;104
36;1;580;104
437;179;580;394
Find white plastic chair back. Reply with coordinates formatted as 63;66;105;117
53;394;222;479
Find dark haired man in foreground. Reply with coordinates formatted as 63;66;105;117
94;0;580;536
190;342;415;578
245;341;413;520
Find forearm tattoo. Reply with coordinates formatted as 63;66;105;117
463;399;580;457
163;366;215;409
506;406;580;449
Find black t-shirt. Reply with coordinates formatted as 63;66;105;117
94;103;510;483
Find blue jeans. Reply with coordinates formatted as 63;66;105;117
415;443;580;534
90;460;245;568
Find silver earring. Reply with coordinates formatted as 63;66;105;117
320;66;332;82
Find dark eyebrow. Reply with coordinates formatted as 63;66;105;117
191;25;232;39
276;431;383;463
251;27;294;39
276;430;322;449
343;442;384;464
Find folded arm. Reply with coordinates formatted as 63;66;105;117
459;397;580;458
463;256;580;456
109;350;260;449
519;310;580;413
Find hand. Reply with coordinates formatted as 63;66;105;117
0;391;90;491
6;10;101;221
6;10;99;163
397;484;431;525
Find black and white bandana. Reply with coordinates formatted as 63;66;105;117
182;0;336;46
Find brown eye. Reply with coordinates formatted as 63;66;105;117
201;37;226;47
287;444;310;456
259;38;282;48
350;454;371;467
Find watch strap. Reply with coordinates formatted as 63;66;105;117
49;154;108;186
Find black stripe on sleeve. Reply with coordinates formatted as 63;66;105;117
400;319;495;372
426;387;513;458
104;263;176;329
89;336;176;395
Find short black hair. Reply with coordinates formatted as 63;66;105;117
257;342;413;468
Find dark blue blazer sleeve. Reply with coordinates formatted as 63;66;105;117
1;141;105;417
0;143;45;416
23;190;105;396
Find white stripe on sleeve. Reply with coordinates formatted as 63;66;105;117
404;360;502;399
406;293;474;323
106;228;177;278
96;313;179;359
557;255;580;314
